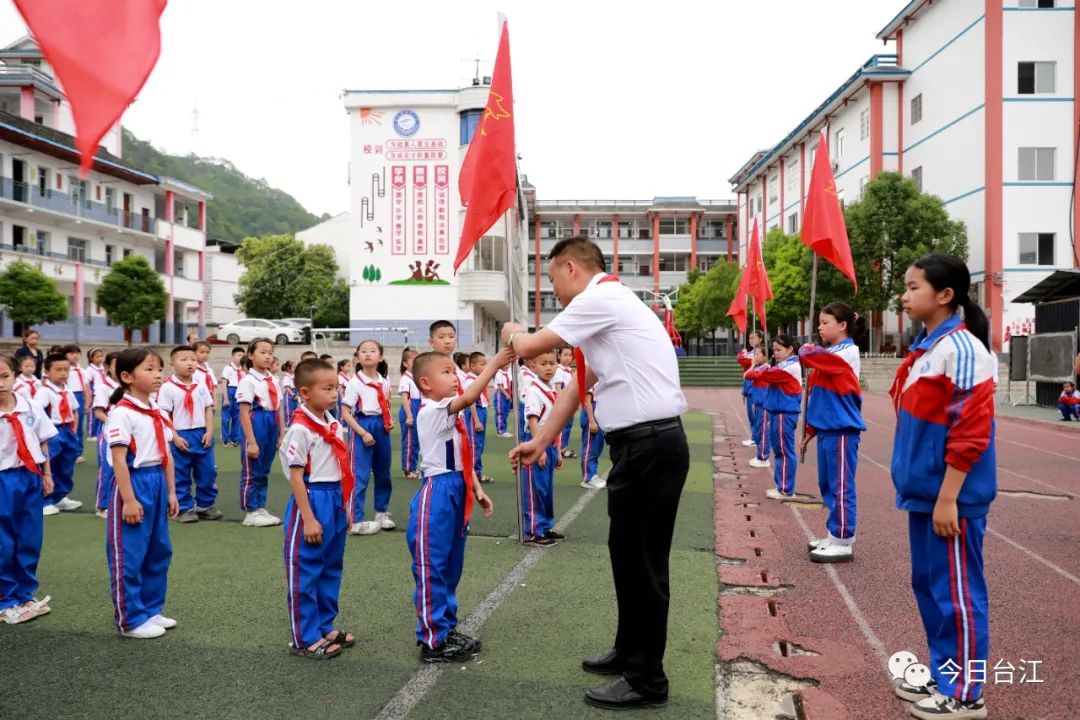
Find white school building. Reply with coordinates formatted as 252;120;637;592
730;0;1079;352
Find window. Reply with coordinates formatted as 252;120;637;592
834;128;846;159
768;176;778;205
658;253;689;272
539;220;556;239
786;161;797;192
859;108;870;140
787;212;799;234
911;93;923;125
174;249;185;278
35;230;49;254
67;237;87;263
123;248;132;259
473;235;506;272
1019;232;1055;264
911;166;923;191
595;220;612;239
1019;147;1056;181
105;187;115;213
459;109;483;145
859;175;870;198
83;297;91;325
105;244;115;265
1019;0;1055;8
1018;61;1055;94
12;224;27;251
658;218;689;235
37;167;48;196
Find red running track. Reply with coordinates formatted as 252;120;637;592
688;388;1079;720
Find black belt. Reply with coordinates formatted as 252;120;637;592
605;417;682;445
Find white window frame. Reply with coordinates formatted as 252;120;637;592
911;166;923;192
911;93;923;125
859;108;870;141
1018;147;1056;181
1018;232;1055;265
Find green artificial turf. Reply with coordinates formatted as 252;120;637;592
0;409;718;719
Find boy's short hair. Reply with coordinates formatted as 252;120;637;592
60;343;81;355
232;346;246;355
453;352;468;369
299;350;317;360
171;345;196;358
468;351;486;364
294;358;334;388
192;341;211;352
532;348;557;360
319;354;334;362
413;351;450;389
429;320;456;337
44;353;69;371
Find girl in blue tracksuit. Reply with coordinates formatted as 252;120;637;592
738;331;764;447
798;302;866;563
579;390;605;488
398;349;421;479
757;335;802;498
342;340;394;535
281;362;298;426
889;255;996;720
92;352;119;516
745;345;771;466
237;338;285;528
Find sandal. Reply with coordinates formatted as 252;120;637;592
289;638;342;659
325;630;355;648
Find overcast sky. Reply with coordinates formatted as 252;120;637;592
3;1;897;216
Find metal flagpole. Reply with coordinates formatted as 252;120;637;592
508;164;526;544
797;253;819;463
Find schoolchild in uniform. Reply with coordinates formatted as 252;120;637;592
889;254;996;720
522;350;563;547
13;356;41;401
281;361;298;426
739;331;764;447
157;346;221;523
428;321;483;467
494;365;513;438
86;348;106;437
0;354;57;625
407;348;508;662
61;344;91;459
756;334;802;499
336;359;351;420
341;340;395;536
237;338;285;528
579;390;606;489
465;352;493;484
554;347;576;459
745;345;772;468
220;346;245;446
281;358;355;659
398;348;422;480
192;341;219;407
798;302;866;563
105;347;179;639
1057;380;1080;421
36;354;82;515
92;352;120;518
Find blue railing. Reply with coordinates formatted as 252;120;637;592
0;177;156;233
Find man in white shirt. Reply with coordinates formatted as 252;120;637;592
502;237;688;711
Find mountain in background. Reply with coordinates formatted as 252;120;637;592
121;129;324;244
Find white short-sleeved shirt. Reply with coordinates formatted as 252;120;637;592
280;406;345;483
546;272;688;431
416;397;466;478
35;381;79;426
343;373;391;416
338;372;350;392
282;373;296;395
221;363;242;388
66;364;88;394
236;369;281;412
398;371;420;400
157;376;215;431
518;365;537;401
86;364;106;392
455;367;470;394
463;372;489;408
93;377;119;411
13;375;41;401
106;394;174;469
524;378;557;428
553;365;573;391
495;368;511;394
194;364;218;397
0;395;58;470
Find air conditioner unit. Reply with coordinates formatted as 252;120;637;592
831;160;840;173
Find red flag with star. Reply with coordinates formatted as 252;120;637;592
746;216;772;330
801;128;857;290
455;17;517;273
14;0;167;176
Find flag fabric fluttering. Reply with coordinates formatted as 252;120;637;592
745;217;772;330
455;18;517;273
800;128;857;290
725;269;749;334
14;0;168;175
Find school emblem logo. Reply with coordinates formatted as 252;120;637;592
393;109;420;137
24;414;35;428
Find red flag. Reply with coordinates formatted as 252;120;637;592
801;128;857;290
726;269;749;334
14;0;167;176
745;217;772;330
455;18;517;273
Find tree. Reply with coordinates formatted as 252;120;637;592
96;255;168;343
762;228;853;334
673;261;741;340
0;261;68;331
235;234;346;327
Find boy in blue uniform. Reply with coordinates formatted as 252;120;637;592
407;347;511;662
36;354;82;515
522;350;562;546
220;347;245;446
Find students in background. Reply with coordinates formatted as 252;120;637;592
36;354;81;516
236;338;284;528
92;352;120;518
757;335;802;500
220;346;245;447
398;348;421;480
738;331;764;448
1058;380;1080;421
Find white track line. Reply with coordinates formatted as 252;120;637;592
374;488;599;720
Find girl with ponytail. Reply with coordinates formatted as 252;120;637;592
888;253;996;717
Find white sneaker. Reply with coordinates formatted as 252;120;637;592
588;475;607;489
42;504;60;517
748;457;771;468
120;619;167;639
148;614;177;629
909;691;986;719
741;439;756;447
54;497;82;511
580;480;594;489
95;509;108;519
765;488;791;501
809;542;854;563
375;511;396;530
806;537;829;552
259;508;282;525
349;521;381;536
242;511;279;528
498;432;513;438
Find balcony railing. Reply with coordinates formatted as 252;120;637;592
0;242;110;268
0;177;156;234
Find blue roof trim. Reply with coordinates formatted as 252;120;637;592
877;0;927;39
1004;96;1074;102
909;15;984;75
731;55;909;191
0;119;159;183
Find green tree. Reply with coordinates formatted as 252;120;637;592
235;234;347;327
674;261;741;339
96;255;168;343
0;261;68;328
762;228;854;334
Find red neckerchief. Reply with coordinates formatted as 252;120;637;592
168;377;197;418
465;372;489;403
573;274;621;405
15;376;38;398
44;381;76;431
531;380;556;422
117;398;174;469
361;376;392;431
290;408;355;508
454;413;476;528
249;371;278;410
0;409;43;476
198;364;216;394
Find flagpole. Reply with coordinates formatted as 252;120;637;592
509;160;526;545
798;253;819;463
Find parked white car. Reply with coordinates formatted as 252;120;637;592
216;319;306;345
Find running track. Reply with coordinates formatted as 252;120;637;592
687;388;1079;720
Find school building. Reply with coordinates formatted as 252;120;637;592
729;0;1079;352
0;36;216;344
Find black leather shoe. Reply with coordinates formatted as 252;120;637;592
582;649;623;675
583;678;667;710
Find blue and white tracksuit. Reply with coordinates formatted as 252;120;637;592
579;397;605;482
236;370;282;513
344;374;392;523
889;314;996;704
759;357;802;496
738;348;754;433
746;366;770;461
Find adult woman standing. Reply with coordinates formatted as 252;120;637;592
13;328;45;379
